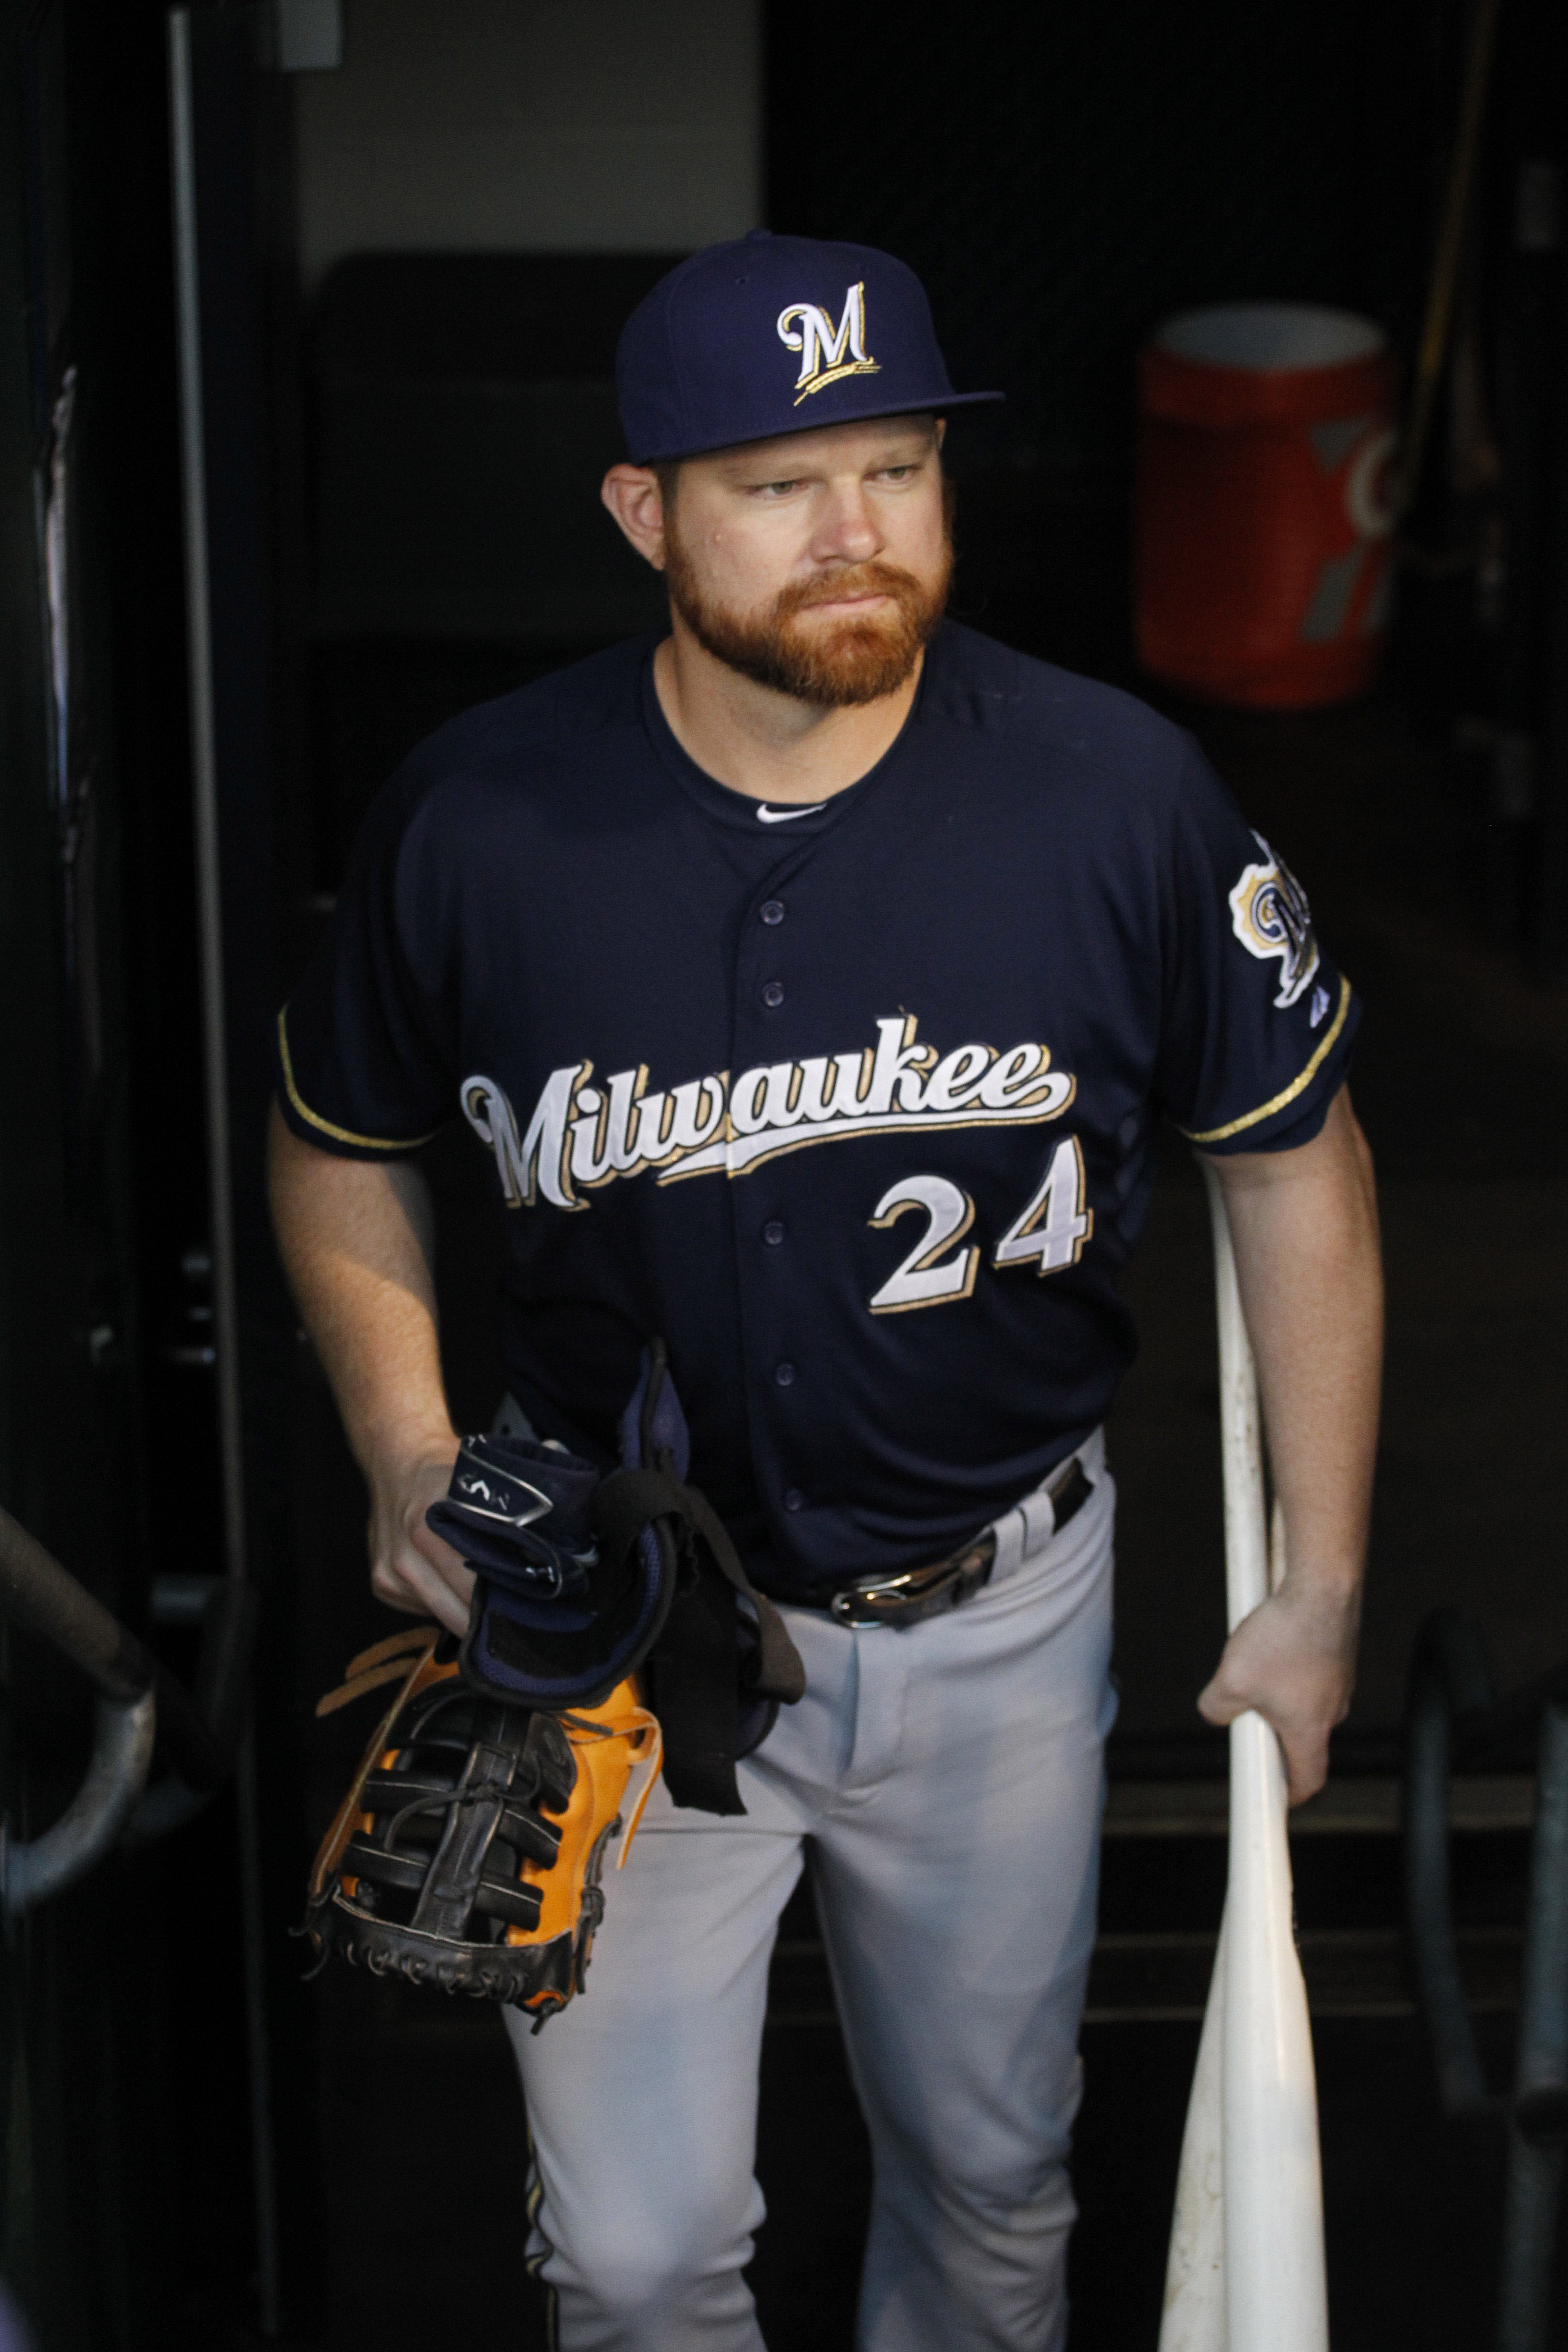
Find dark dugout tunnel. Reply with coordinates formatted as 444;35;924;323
0;0;1563;2345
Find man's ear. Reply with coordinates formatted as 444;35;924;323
601;465;668;572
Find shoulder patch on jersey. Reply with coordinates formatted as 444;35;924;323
1228;833;1320;1010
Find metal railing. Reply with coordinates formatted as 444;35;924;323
1405;1610;1568;2352
0;1502;254;1922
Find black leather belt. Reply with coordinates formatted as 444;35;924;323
828;1454;1095;1630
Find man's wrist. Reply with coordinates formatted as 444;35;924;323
356;1413;461;1495
1275;1560;1363;1612
1272;1569;1363;1671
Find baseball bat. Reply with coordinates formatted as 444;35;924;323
1158;1165;1329;2352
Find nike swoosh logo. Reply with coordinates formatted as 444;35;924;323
757;802;826;825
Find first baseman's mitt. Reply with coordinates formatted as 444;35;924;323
304;1340;803;2019
303;1623;661;2022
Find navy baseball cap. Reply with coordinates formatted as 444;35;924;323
616;231;1004;464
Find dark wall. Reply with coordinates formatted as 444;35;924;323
0;3;259;2346
768;0;1448;674
770;0;1442;487
767;0;1568;963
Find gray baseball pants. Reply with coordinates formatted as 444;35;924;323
503;1433;1116;2352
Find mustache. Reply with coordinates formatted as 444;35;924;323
661;495;954;708
774;562;930;619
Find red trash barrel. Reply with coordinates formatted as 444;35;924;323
1134;304;1398;710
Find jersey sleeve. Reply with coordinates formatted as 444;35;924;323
273;773;455;1158
1152;742;1360;1152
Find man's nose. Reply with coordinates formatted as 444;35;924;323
810;483;883;564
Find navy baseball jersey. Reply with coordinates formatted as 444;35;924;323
276;620;1359;1602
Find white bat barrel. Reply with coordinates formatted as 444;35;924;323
1159;1168;1329;2352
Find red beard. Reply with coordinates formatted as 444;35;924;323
662;507;954;708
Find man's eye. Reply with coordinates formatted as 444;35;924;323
879;466;916;481
753;479;799;496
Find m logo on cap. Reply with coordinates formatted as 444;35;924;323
777;282;880;405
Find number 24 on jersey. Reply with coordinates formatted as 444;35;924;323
867;1138;1093;1315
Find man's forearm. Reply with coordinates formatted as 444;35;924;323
268;1102;474;1629
1196;1085;1382;1800
266;1100;455;1481
1206;1083;1382;1605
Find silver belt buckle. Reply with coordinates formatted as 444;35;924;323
829;1532;998;1629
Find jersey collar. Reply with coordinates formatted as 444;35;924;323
637;638;927;837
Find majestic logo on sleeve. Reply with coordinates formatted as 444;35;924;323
1228;834;1320;1009
776;282;879;405
461;1016;1075;1212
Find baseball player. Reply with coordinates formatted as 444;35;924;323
269;233;1382;2351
